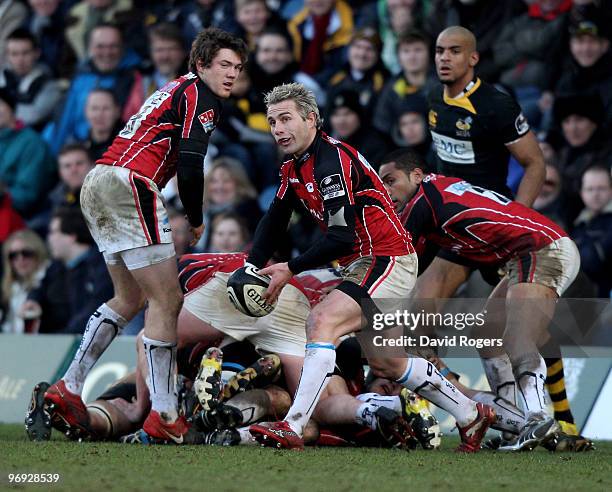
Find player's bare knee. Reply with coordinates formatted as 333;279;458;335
264;385;291;416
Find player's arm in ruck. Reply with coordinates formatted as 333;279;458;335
176;81;218;242
287;154;356;275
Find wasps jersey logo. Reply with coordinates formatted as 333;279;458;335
428;110;437;128
455;116;472;137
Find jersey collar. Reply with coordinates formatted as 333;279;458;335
442;78;481;115
294;130;321;167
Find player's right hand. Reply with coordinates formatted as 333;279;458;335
190;223;205;246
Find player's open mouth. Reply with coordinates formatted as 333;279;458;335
223;82;233;89
278;137;291;146
439;66;451;75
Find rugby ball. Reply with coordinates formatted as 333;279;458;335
227;265;276;317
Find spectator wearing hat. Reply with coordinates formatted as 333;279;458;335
287;0;354;86
0;28;62;131
0;88;56;219
572;165;612;298
373;29;434;136
327;89;389;167
553;93;611;221
556;16;612;132
326;27;390;124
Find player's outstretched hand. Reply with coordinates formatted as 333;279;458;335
190;223;205;246
259;262;293;304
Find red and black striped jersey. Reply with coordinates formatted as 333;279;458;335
98;73;221;188
249;132;413;272
401;174;567;265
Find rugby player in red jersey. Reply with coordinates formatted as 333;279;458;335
245;83;494;451
41;28;248;443
380;149;580;451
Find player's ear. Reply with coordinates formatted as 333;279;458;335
413;168;425;184
306;111;316;128
469;51;479;68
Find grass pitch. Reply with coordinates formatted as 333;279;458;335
1;424;611;492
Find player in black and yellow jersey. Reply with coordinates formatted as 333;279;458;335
429;26;544;205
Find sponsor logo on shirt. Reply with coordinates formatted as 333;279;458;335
306;182;314;192
431;131;475;164
320;174;345;200
199;109;216;133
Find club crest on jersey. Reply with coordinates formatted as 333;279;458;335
306;183;314;192
455;116;472;136
320;174;345;200
428;110;437;128
198;109;216;133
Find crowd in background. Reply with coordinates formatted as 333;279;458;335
1;0;611;335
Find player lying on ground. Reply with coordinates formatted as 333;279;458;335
244;82;494;452
378;150;582;451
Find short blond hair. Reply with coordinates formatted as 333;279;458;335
264;82;322;129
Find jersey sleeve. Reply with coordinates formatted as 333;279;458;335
490;90;530;144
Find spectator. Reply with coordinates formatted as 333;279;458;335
327;89;389;166
81;88;122;160
168;0;235;47
0;0;28;66
197;156;262;251
572;165;612;297
0;88;57;218
1;229;48;333
0;28;62;130
64;0;140;62
370;0;425;75
49;144;94;210
392;100;436;166
287;0;354;85
553;94;611;220
326;27;389;123
24;207;113;334
208;211;250;253
44;23;140;155
493;0;571;129
556;16;612;132
125;22;187;111
249;29;325;104
234;0;285;51
426;0;524;81
25;0;76;79
373;29;433;135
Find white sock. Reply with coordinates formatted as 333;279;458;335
482;354;517;406
285;343;336;435
513;353;548;419
472;391;525;435
397;357;477;427
142;335;178;421
64;304;127;395
238;426;258;446
356;393;401;414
